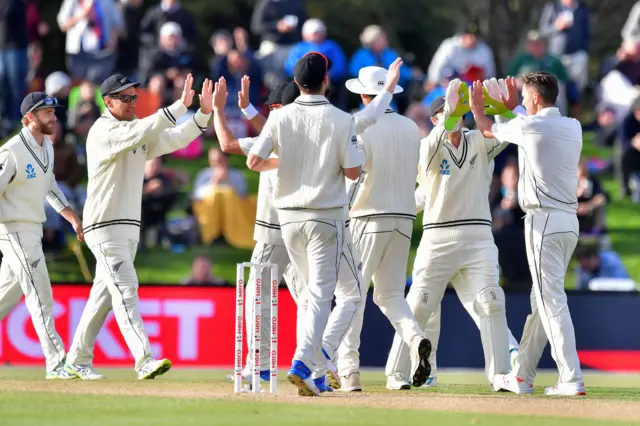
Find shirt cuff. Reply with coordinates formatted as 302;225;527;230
192;109;211;132
241;104;259;120
164;101;189;125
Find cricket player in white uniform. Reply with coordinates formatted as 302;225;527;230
247;52;431;396
0;92;83;379
469;73;586;396
64;74;213;380
215;71;397;391
320;66;432;392
385;88;513;389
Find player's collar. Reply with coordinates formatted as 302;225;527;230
536;107;560;117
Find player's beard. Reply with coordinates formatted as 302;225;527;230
33;116;56;135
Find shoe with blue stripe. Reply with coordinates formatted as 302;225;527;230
287;360;320;396
313;376;333;393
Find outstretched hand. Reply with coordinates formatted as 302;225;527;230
199;79;214;114
384;57;404;94
501;76;520;111
469;80;486;116
213;77;228;112
181;73;196;108
238;75;251;109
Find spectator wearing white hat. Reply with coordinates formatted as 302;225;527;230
57;0;123;84
284;19;348;109
44;71;72;134
149;22;196;106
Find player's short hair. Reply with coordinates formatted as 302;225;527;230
522;71;559;105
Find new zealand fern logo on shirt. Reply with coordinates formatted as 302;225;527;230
25;164;36;179
439;159;450;175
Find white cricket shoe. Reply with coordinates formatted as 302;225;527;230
492;373;534;394
386;373;411;390
65;364;106;380
421;376;437;388
45;368;76;380
544;382;587;396
409;337;432;388
338;372;362;392
137;358;172;380
322;349;341;390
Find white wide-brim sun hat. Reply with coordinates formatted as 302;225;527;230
345;66;403;95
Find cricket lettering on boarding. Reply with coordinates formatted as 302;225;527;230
0;285;297;367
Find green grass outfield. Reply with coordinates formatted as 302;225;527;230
44;133;640;286
1;368;639;425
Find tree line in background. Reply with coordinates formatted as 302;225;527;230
35;0;633;87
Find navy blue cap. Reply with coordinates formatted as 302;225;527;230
429;96;446;117
101;74;140;98
20;92;63;116
294;52;331;90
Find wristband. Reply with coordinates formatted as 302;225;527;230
241;104;258;120
512;105;528;117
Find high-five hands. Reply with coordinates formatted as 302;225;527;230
199;79;214;114
385;58;404;94
213;77;228;112
181;73;195;108
443;78;470;130
481;76;519;117
238;76;251;109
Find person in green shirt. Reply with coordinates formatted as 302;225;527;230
508;30;580;116
508;30;569;83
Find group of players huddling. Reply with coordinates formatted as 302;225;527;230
0;50;585;397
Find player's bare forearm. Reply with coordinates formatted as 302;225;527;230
473;111;496;139
248;114;267;133
246;153;277;171
214;110;244;155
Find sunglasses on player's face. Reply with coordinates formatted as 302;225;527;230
110;94;138;103
27;96;59;114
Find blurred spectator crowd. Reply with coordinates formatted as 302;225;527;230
0;0;638;289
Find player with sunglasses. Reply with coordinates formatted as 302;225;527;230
0;92;84;379
64;73;213;381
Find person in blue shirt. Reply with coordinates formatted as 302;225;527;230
575;244;629;290
284;18;347;108
348;25;413;112
349;26;412;89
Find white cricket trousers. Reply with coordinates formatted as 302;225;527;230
282;225;366;378
67;239;153;371
326;217;425;376
514;211;583;385
243;241;290;376
386;236;511;382
281;219;344;372
0;231;66;373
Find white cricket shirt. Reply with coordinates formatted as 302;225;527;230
416;122;509;243
0;128;69;235
250;94;362;223
83;101;210;247
241;91;392;243
349;110;421;220
491;107;582;214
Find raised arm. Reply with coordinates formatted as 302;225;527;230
352;58;403;134
469;78;524;143
146;78;213;159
